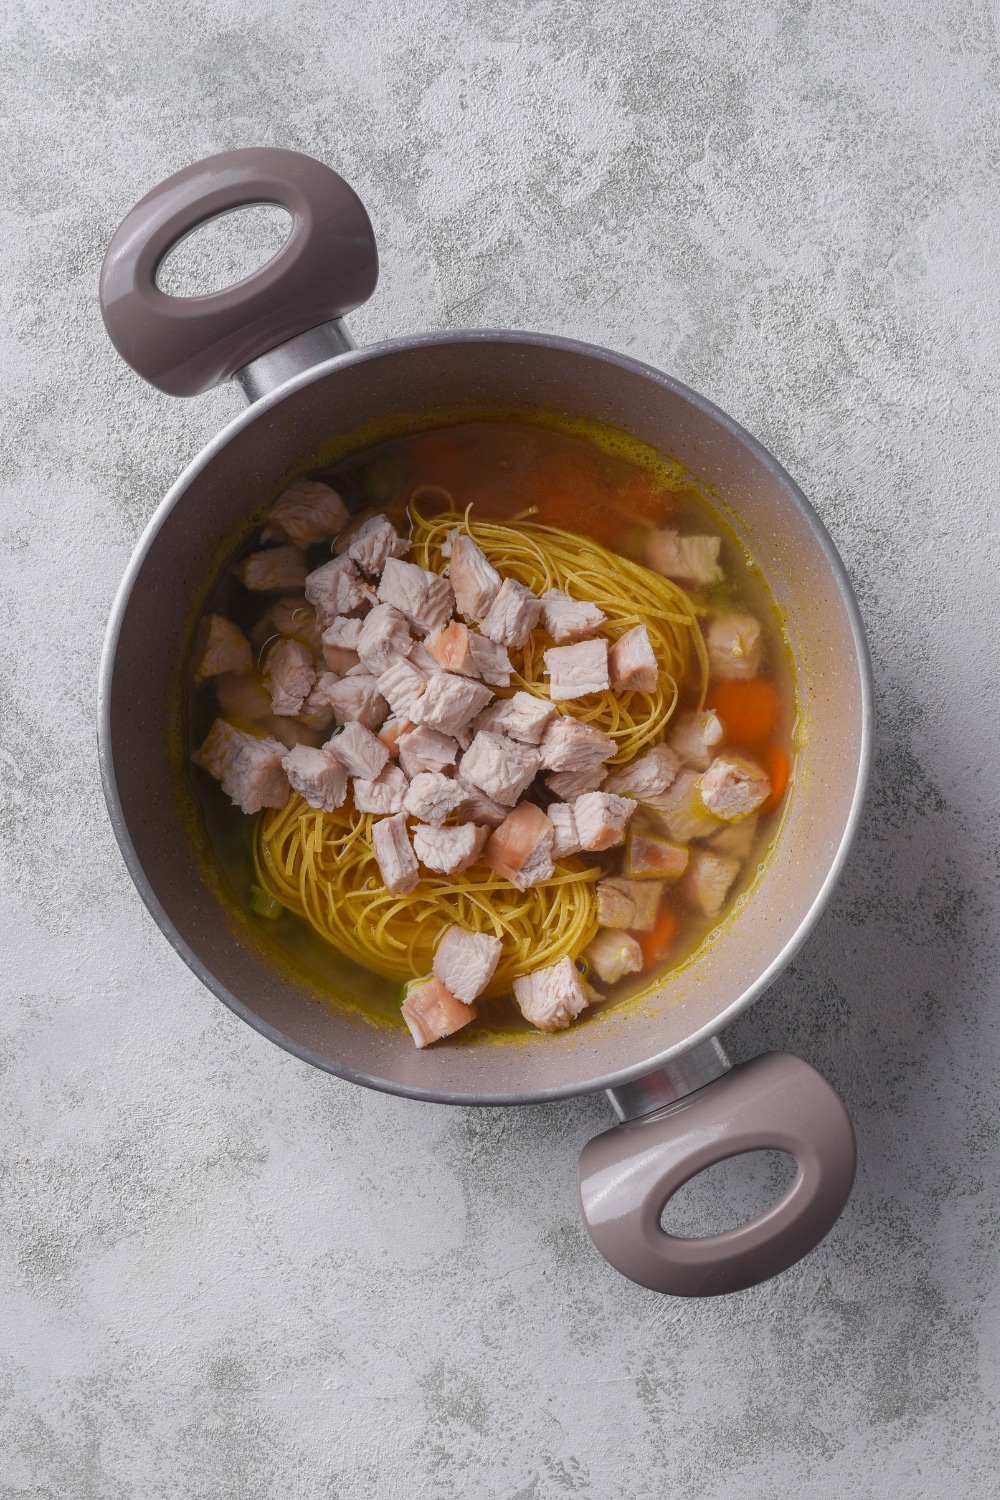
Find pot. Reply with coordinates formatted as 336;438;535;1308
98;148;872;1297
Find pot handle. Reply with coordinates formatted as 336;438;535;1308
578;1052;856;1297
99;147;378;398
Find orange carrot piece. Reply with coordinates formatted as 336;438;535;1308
639;903;678;968
708;679;780;745
761;746;790;810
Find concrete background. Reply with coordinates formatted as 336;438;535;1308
2;0;998;1493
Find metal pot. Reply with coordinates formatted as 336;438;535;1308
98;148;872;1297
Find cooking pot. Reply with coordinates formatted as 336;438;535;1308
98;148;872;1297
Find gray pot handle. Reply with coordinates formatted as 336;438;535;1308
99;147;378;397
578;1052;856;1297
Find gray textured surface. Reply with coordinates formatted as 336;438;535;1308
2;0;998;1493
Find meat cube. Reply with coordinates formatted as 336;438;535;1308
644;768;721;840
267;479;349;546
603;744;679;799
459;731;540;806
263;638;316;716
484;803;554;889
596;876;664;932
403;771;467;825
371;812;419;896
425;620;476;676
401;976;476;1048
626;833;689;880
540;716;616;772
413;821;490;875
352;763;408;815
215;671;272;722
192;719;290;814
443;530;501;621
453;781;509;827
608;624;658;694
261;717;322;751
584;929;643;985
398;725;460;778
699;754;771;821
545;765;609;800
548;802;582;858
296;672;341;732
325;721;389;780
684;849;741;917
710;816;759;859
281;744;348;811
433;926;502;1003
411;672;493;737
356;604;413;676
321;616;364;652
544;638;609;700
252;598;323;657
305;555;375;626
573;791;636;851
341;513;408;576
376;658;429;721
474;691;556;745
327;674;388;732
378;557;454;635
235;546;309;592
513;956;590;1032
479;577;543;649
705;613;763;681
646;529;723;587
378;715;412;759
539;588;606;644
468;633;513;687
192;614;253;684
668;709;725;771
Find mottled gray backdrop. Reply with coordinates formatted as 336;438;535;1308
2;0;999;1494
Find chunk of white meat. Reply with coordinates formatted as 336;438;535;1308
443;529;501;621
433;926;502;1003
668;709;725;771
398;724;460;778
320;616;362;673
544;638;609;700
413;821;490;875
378;715;412;759
356;603;413;676
710;815;759;859
425;620;476;676
604;744;679;799
573;791;636;851
705;613;763;681
459;731;540;806
325;721;389;780
260;717;322;751
192;719;290;814
513;956;590;1032
339;513;408;576
540;716;616;773
595;876;664;932
327;674;388;732
626;832;689;880
467;633;513;687
684;848;741;917
235;546;309;592
305;555;375;626
352;763;408;815
699;754;771;821
215;671;272;722
266;479;349;547
474;691;556;745
545;765;608;799
478;577;542;649
646;529;723;587
262;638;315;716
643;768;722;840
376;658;429;721
410;671;493;738
281;744;348;811
192;615;253;684
484;803;555;889
584;929;643;985
548;802;582;858
401;976;476;1048
371;811;419;896
539;588;606;644
453;780;509;827
608;624;658;694
378;557;454;635
403;771;467;825
252;597;323;658
296;671;341;732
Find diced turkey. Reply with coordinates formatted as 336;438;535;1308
548;802;582;858
252;597;323;658
443;530;502;621
339;513;408;576
266;479;349;547
236;546;309;592
356;603;414;676
281;744;348;811
378;716;412;759
411;672;493;737
643;768;721;840
459;731;540;806
646;529;723;587
596;876;664;931
479;577;543;649
401;976;476;1048
474;691;556;745
604;744;679;799
684;849;741;917
425;620;476;676
192;615;253;684
545;765;609;800
608;624;658;694
325;721;389;780
353;763;409;815
513;957;590;1032
398;725;460;778
327;674;388;732
263;638;316;716
403;771;467;825
544;638;609;700
296;672;341;732
705;614;763;680
378;557;454;636
453;781;509;827
573;791;635;851
433;926;502;1003
668;709;725;771
215;671;272;722
539;589;606;644
192;719;290;814
376;658;429;721
710;816;759;859
626;833;689;880
467;633;513;687
372;812;419;896
261;717;322;751
584;929;643;985
539;717;615;773
413;821;490;875
484;802;555;889
305;555;375;626
699;754;771;821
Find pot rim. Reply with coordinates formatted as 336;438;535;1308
98;328;874;1106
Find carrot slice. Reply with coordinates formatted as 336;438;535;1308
708;679;780;745
761;746;790;810
639;903;678;968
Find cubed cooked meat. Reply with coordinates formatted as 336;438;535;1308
484;802;555;889
699;754;771;820
539;716;615;772
266;479;349;546
643;767;721;840
645;529;723;587
353;763;409;815
305;555;375;626
584;929;643;984
443;530;501;621
403;771;467;825
235;546;309;592
474;691;556;745
378;715;412;759
411;671;493;738
705;613;763;680
325;720;390;780
327;674;388;731
341;513;408;576
684;848;741;917
413;821;490;875
425;620;476;676
215;671;272;722
261;717;322;751
709;815;759;859
252;597;323;658
263;637;316;716
192;614;253;684
398;724;460;777
513;956;590;1032
371;812;419;896
595;876;664;932
459;731;540;806
608;624;658;694
573;791;635;851
547;802;582;857
378;557;455;635
433;926;503;1003
356;603;414;676
467;633;513;687
453;780;509;827
376;658;429;721
401;976;476;1048
545;765;608;799
626;833;689;880
539;589;607;644
544;638;610;700
192;719;290;814
478;577;543;649
281;744;348;811
321;616;364;652
668;709;725;770
604;744;679;799
296;672;341;731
